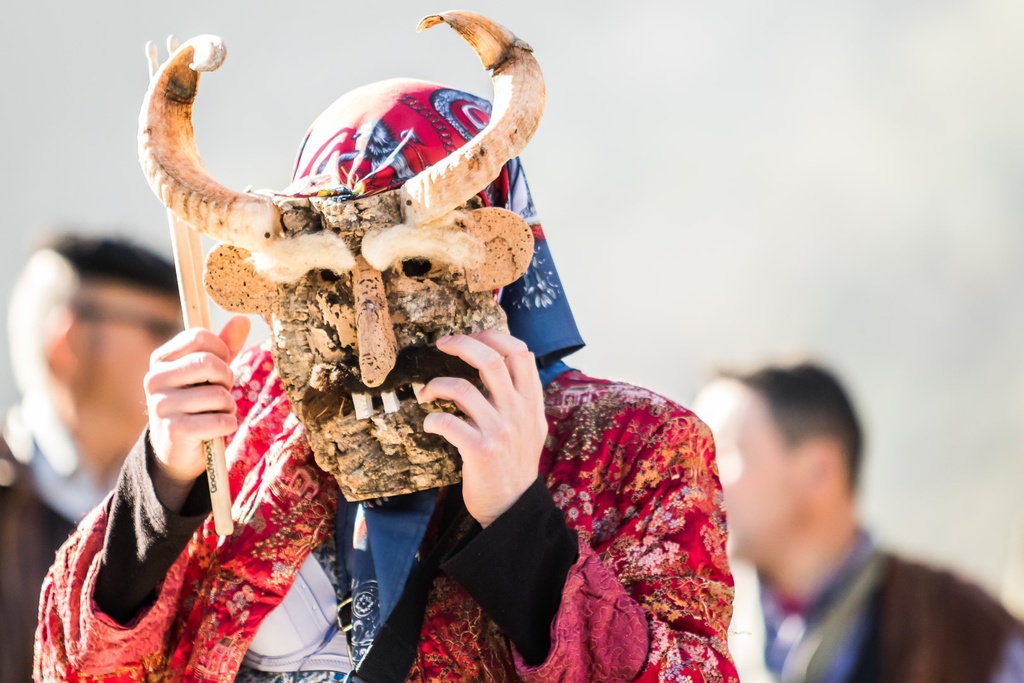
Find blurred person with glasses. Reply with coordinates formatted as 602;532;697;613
0;233;181;682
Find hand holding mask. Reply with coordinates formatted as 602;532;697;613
421;331;548;527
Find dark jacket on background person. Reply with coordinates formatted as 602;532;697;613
0;424;76;683
871;555;1024;683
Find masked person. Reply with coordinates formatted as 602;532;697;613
0;234;181;683
35;13;737;683
695;362;1024;683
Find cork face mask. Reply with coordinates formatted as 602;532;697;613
139;11;543;499
204;190;532;500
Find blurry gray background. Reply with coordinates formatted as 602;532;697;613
1;1;1021;601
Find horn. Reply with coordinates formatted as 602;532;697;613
401;12;545;226
139;36;281;251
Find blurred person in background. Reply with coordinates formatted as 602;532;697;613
694;362;1024;683
0;233;181;682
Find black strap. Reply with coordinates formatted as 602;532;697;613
345;486;470;683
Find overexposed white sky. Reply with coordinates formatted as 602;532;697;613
0;0;1021;595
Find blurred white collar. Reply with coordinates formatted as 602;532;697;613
7;391;107;522
18;391;79;476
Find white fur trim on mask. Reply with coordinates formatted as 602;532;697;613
360;221;483;272
249;232;356;283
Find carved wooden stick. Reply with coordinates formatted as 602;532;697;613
147;40;234;536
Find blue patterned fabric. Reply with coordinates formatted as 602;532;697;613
498;159;584;367
335;490;437;667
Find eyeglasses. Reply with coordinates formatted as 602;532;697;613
71;301;182;341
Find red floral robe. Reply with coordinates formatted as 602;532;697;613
34;344;737;682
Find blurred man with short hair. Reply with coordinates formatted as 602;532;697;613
695;362;1024;683
0;234;181;682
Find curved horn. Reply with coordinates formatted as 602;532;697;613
139;36;281;251
401;12;545;226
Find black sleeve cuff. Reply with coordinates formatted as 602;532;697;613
440;477;579;666
94;430;211;624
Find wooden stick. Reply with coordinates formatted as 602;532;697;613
148;41;234;536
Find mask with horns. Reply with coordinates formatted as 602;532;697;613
139;11;544;500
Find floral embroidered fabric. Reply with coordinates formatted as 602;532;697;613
35;344;738;682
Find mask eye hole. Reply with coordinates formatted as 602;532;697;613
401;258;433;278
318;269;341;282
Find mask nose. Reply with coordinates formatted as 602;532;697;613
352;255;397;387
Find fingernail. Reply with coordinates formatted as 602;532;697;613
436;335;452;344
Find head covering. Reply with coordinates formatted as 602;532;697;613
287;78;583;367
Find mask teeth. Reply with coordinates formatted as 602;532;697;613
382;391;401;414
352;392;373;420
411;382;426;403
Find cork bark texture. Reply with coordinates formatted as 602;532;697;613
226;189;512;500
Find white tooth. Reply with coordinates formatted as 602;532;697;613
412;382;426;403
352;392;372;420
382;391;400;414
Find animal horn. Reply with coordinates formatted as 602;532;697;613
139;35;281;251
401;12;545;226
